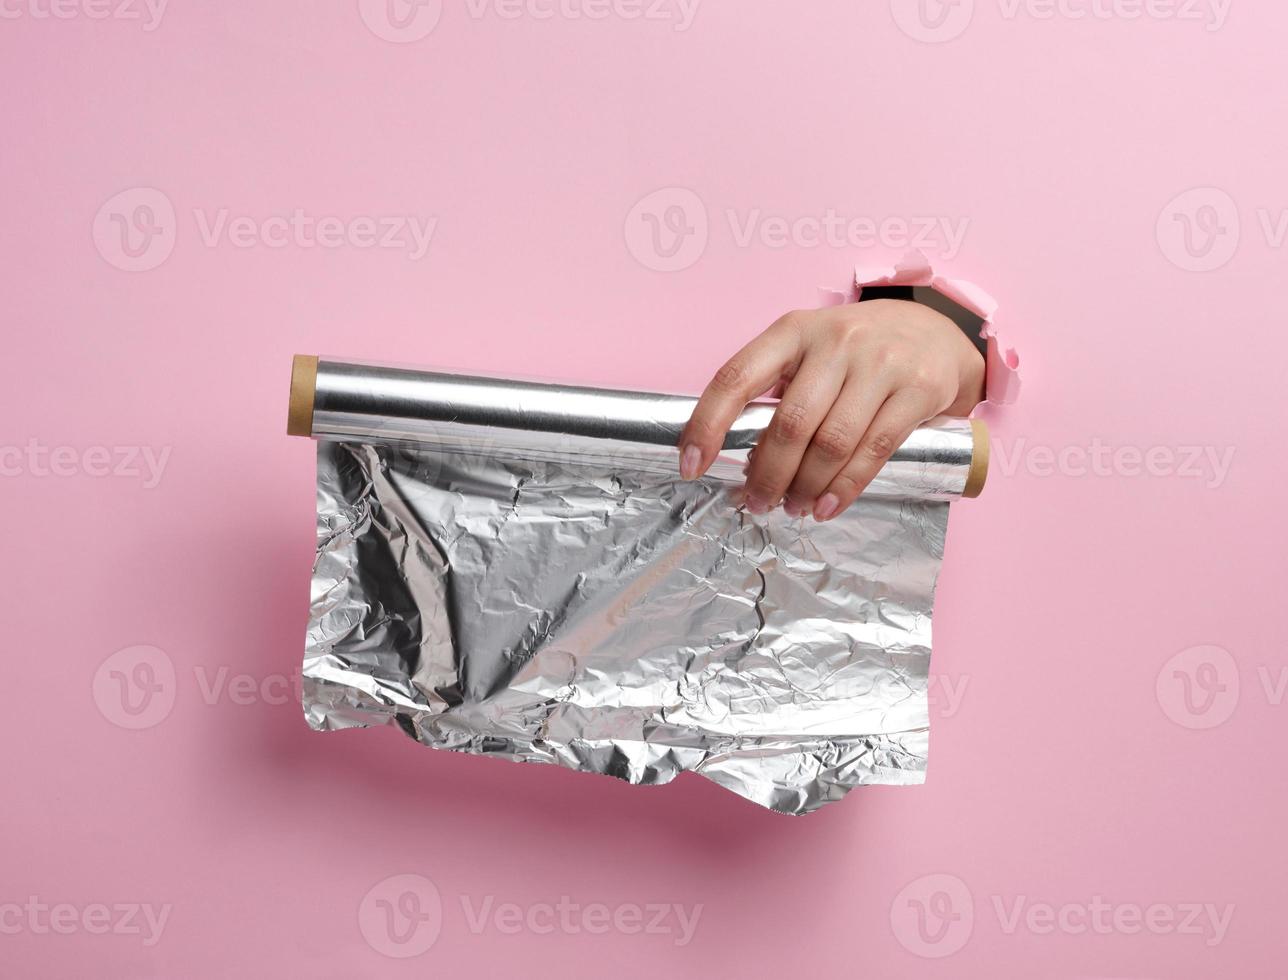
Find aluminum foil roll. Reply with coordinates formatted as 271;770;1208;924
296;357;984;814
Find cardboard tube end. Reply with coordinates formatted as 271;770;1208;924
287;355;319;437
963;419;989;499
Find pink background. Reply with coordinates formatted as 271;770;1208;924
3;1;1284;976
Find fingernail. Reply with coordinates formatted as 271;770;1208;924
783;497;806;518
814;493;840;521
745;493;770;515
680;445;701;480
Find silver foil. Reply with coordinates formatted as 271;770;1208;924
302;359;976;814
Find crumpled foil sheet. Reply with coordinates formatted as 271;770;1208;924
302;360;975;815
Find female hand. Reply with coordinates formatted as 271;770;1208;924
678;299;986;520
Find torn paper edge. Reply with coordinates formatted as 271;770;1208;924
817;250;1021;407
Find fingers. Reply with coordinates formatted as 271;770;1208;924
812;388;938;521
739;352;847;514
679;315;805;480
781;378;890;517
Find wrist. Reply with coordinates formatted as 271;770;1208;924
956;344;986;413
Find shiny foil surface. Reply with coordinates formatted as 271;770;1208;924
302;360;976;814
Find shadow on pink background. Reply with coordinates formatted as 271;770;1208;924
2;1;1284;976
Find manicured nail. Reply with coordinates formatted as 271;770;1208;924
814;493;840;521
745;493;770;515
680;445;702;480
